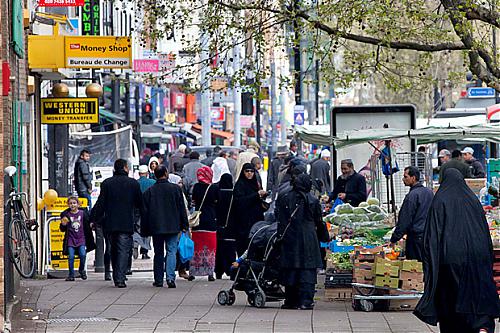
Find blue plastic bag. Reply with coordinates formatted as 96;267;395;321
178;232;194;263
330;198;344;213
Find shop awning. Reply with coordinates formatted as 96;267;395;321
191;123;233;141
295;123;500;148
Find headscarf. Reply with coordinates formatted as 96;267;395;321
219;173;233;190
293;173;312;193
196;166;213;184
212;157;230;183
168;173;182;185
236;163;259;190
148;156;160;173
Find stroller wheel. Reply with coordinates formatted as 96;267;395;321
360;299;374;312
253;291;266;308
217;290;229;306
227;291;236;306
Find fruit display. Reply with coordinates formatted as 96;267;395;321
323;199;392;231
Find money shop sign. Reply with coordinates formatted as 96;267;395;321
65;36;131;69
41;98;99;124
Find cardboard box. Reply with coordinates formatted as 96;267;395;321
354;268;374;282
401;260;423;273
388;298;419;311
324;287;352;300
375;276;399;289
401;280;424;291
400;270;424;283
375;257;400;277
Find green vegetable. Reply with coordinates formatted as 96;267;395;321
358;202;369;208
353;207;370;215
367;198;380;206
367;205;382;213
336;203;354;214
373;213;386;221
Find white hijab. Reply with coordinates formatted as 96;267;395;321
211;157;230;183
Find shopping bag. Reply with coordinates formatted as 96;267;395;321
178;232;194;263
331;198;344;213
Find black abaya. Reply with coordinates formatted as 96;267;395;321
215;174;237;277
414;168;500;331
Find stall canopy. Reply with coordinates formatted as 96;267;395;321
295;122;500;148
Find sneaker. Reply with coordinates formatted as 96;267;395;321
79;271;87;280
178;269;189;279
208;275;215;282
187;275;195;281
125;270;133;275
152;281;163;287
166;280;176;288
65;276;75;281
115;281;127;288
281;303;298;310
104;273;111;281
299;304;314;310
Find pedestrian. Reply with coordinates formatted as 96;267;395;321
251;156;263;189
142;166;189;288
227;150;238;179
235;142;260;181
212;154;230;183
182;151;204;194
134;165;155;260
439;149;472;183
267;145;288;197
276;174;328;310
390;166;433;261
148;156;160;180
414;168;500;332
74;149;93;208
190;166;219;281
462;146;486;178
289;141;298;157
215;174;237;279
309;149;331;194
91;159;143;288
201;148;213;166
329;159;367;207
233;163;268;255
202;146;221;167
169;144;187;173
60;196;96;281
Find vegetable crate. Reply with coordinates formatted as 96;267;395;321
324;287;352;301
325;273;353;288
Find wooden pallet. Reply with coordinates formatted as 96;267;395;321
324;287;352;301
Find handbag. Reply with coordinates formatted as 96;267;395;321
178;231;194;263
189;184;212;228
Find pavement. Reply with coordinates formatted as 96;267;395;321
9;253;449;333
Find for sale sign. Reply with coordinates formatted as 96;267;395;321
65;36;132;69
38;0;85;6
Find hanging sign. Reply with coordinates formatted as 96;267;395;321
41;97;99;124
65;36;132;68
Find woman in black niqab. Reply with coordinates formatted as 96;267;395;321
414;168;500;332
233;163;265;255
215;173;237;278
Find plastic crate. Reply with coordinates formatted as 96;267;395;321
325;272;353;288
330;242;376;253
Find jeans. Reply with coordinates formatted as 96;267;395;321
110;233;133;283
152;234;178;283
104;232;112;275
68;245;86;278
77;192;92;210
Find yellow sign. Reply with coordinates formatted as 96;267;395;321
165;113;176;124
46;197;88;213
49;218;80;270
41;98;99;124
65;36;132;69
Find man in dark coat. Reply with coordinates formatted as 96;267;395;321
309;149;331;193
74;149;93;207
414;169;500;332
142;165;189;288
91;159;143;288
169;144;186;173
329;159;367;207
390;166;433;261
276;174;328;310
462;146;486;178
439;149;471;183
267;146;288;197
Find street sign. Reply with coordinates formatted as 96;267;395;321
41;97;99;124
294;105;305;125
210;106;226;122
467;87;495;98
38;0;85;6
165;113;176;124
134;59;159;72
65;36;132;69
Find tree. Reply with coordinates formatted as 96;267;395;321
128;0;500;101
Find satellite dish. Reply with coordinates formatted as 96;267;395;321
4;166;17;177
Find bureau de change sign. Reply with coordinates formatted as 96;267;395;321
65;36;132;69
41;98;99;124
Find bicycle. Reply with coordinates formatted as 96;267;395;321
4;166;38;278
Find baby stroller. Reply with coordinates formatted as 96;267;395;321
217;220;286;308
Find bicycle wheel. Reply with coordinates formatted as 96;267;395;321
8;218;36;278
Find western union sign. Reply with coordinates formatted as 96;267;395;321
41;98;99;124
65;36;131;69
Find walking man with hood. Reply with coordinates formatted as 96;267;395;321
142;166;189;288
91;159;143;288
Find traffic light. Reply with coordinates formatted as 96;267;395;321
101;74;113;112
241;92;253;115
142;102;153;124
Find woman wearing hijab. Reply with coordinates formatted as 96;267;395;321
190;166;219;281
212;156;230;183
214;173;237;279
148;156;160;180
414;168;500;332
233;163;268;255
276;173;328;310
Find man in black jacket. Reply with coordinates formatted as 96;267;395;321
91;159;143;288
267;145;288;197
74;149;93;207
329;159;367;207
309;149;331;193
142;165;189;288
390;166;433;261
